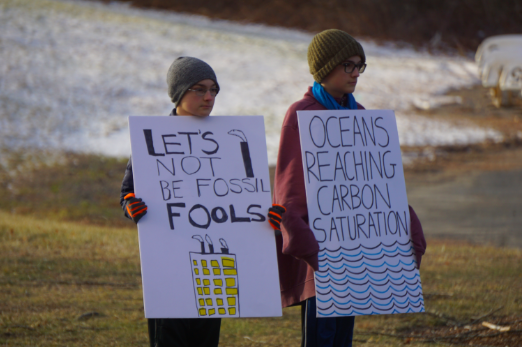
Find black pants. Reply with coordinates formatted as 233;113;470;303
301;298;354;347
148;318;221;347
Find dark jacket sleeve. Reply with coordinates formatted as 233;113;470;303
409;205;426;268
120;156;134;220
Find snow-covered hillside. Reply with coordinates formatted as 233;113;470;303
0;0;502;164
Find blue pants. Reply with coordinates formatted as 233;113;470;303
301;297;355;347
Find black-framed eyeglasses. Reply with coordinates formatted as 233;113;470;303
342;62;367;74
187;88;219;97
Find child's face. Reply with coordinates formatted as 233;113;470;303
321;55;362;98
176;79;218;117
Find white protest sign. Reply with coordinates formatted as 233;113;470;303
129;115;282;319
297;110;424;317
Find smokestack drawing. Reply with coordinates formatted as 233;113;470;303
192;235;205;253
205;234;214;254
219;238;229;254
228;129;254;177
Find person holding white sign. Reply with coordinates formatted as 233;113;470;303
120;57;222;347
272;29;427;347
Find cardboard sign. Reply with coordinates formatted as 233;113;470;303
297;110;424;317
129;115;282;318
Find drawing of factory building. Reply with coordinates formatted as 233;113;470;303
190;235;240;317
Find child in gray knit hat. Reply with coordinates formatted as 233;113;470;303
166;56;220;106
120;57;222;347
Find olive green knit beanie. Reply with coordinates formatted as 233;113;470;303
308;29;366;83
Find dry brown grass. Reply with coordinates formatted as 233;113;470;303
1;211;521;346
0;149;130;228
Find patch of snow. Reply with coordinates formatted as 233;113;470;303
412;96;463;110
0;0;503;165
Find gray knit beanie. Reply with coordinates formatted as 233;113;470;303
166;57;219;105
308;29;366;83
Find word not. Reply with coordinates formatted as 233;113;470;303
156;157;221;177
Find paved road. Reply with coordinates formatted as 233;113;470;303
406;157;522;248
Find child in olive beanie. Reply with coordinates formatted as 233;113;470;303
273;29;367;347
166;56;220;105
307;29;366;82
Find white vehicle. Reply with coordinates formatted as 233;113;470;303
475;34;522;66
476;35;522;107
480;53;522;89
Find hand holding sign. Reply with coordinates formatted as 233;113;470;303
123;193;148;223
268;204;286;232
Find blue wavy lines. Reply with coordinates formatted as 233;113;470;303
320;259;416;270
316;289;423;301
318;265;417;276
315;239;425;317
318;251;414;264
318;240;412;253
316;283;422;295
318;246;414;260
316;295;424;308
317;303;425;316
316;278;420;290
315;271;420;284
317;299;424;315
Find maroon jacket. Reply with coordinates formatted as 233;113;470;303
273;87;427;308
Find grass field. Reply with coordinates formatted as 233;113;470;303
1;151;521;346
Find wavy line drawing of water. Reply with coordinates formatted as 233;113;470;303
316;294;424;308
318;303;425;317
317;298;424;313
315;234;423;316
316;277;420;289
318;251;413;264
317;265;417;276
318;245;414;260
320;259;416;270
316;283;422;295
316;289;423;300
318;240;412;253
315;239;424;316
315;271;420;283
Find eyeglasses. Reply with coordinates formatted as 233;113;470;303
342;62;367;74
187;88;219;97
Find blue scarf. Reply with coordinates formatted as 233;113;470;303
312;81;358;110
